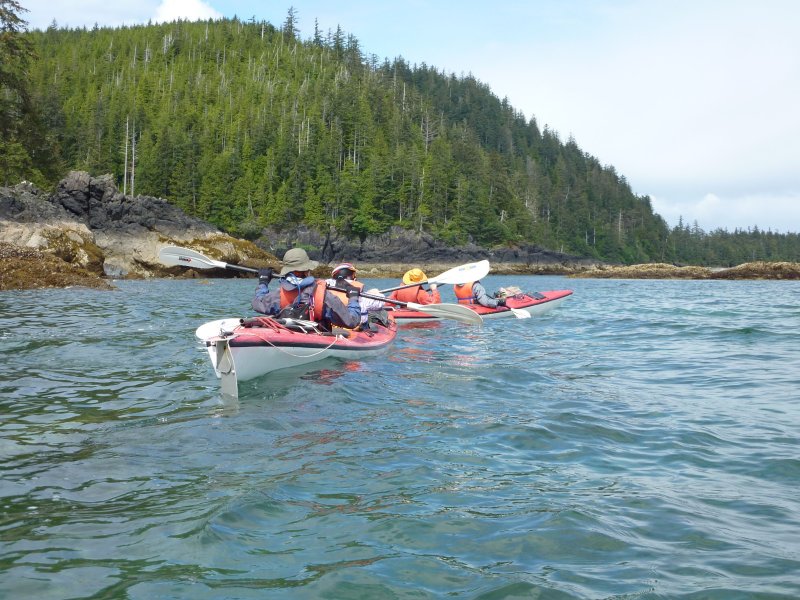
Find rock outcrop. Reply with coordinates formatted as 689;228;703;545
255;225;598;275
0;172;278;286
0;242;114;290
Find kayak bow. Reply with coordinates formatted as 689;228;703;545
196;316;397;397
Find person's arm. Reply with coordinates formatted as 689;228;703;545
323;290;361;328
473;282;499;308
251;281;280;315
415;284;441;305
359;289;386;319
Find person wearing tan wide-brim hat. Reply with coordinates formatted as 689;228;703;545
389;267;442;305
278;248;319;276
251;248;360;330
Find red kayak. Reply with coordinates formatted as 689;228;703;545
390;290;573;323
196;316;397;396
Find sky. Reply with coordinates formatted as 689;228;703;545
19;0;800;233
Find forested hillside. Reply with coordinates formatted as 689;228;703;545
6;8;799;265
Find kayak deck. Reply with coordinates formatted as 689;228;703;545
391;290;573;322
198;316;396;396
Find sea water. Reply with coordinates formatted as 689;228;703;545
1;276;799;599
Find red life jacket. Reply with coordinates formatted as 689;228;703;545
279;279;326;321
454;282;477;305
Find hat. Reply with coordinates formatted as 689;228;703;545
402;268;426;285
279;248;319;276
331;262;357;278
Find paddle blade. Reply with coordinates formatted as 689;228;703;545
159;246;224;270
406;302;484;326
377;259;492;294
509;307;531;319
429;259;491;286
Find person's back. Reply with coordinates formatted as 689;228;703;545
389;268;441;305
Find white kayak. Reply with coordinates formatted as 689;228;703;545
196;316;397;397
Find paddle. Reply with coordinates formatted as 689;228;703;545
508;306;531;319
329;286;483;326
378;259;490;294
158;246;259;274
159;246;482;325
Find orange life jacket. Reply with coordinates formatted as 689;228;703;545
279;279;326;321
393;286;421;303
454;282;477;305
328;280;364;305
327;280;365;330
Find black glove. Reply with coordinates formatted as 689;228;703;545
496;297;506;306
345;283;360;300
258;267;274;285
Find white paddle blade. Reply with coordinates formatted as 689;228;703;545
159;246;225;270
429;259;491;286
509;307;531;319
406;302;484;326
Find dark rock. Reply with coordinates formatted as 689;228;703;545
1;171;272;283
255;225;593;267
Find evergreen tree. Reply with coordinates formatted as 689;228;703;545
13;17;800;263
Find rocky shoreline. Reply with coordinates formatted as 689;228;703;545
568;261;800;280
2;172;798;290
0;172;279;290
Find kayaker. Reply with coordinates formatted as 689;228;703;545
454;280;506;308
389;268;441;305
325;263;386;325
251;248;361;330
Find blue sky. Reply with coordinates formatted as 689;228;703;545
20;0;800;233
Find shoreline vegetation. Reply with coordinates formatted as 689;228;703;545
2;243;798;291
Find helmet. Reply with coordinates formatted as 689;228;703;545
331;262;357;279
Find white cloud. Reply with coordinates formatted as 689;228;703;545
153;0;221;23
21;0;159;29
456;1;800;233
652;191;800;233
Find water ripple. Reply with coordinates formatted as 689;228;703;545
1;278;800;598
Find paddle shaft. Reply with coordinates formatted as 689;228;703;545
220;262;258;275
328;286;413;308
379;281;442;294
328;285;482;325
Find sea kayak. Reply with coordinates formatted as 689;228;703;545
390;290;573;323
196;316;397;396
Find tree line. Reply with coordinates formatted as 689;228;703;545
2;4;798;264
